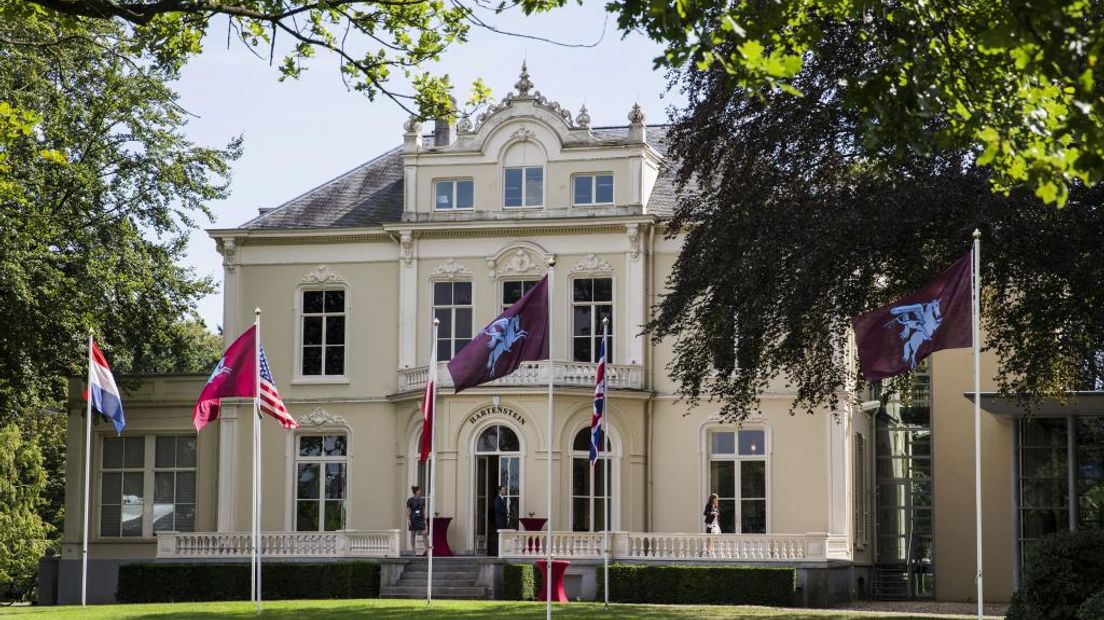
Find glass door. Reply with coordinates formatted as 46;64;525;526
473;424;521;554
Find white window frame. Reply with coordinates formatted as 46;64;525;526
571;172;615;206
98;433;197;540
500;277;541;311
433;178;475;211
569;275;615;364
431;279;474;361
568;423;620;532
293;284;350;384
702;424;771;534
293;433;349;532
503;165;544;208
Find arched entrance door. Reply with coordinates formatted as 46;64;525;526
474;424;521;555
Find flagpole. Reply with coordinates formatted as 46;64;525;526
972;231;983;619
254;308;262;613
427;319;439;606
81;332;93;607
601;317;610;609
545;258;556;620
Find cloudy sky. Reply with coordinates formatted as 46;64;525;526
172;1;678;331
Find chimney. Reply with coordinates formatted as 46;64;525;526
434;117;456;147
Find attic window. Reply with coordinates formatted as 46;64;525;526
435;179;474;210
504;166;543;208
573;173;614;206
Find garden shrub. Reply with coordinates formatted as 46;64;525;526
502;563;535;600
604;564;797;606
116;561;379;603
1077;589;1104;620
1007;530;1104;620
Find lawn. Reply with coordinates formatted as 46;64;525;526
0;599;998;619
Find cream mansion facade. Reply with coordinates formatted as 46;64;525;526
51;67;1094;605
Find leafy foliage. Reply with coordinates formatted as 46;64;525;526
14;0;569;120
502;563;536;600
602;564;797;606
116;562;380;603
1008;530;1104;620
611;0;1104;205
651;24;1104;419
0;424;51;586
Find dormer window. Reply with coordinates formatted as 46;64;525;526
435;179;474;210
573;173;614;206
504;166;543;208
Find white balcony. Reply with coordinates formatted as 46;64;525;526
397;360;645;393
497;531;852;563
155;530;401;559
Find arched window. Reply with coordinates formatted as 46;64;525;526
571;427;612;532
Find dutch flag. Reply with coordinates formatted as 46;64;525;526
89;340;125;434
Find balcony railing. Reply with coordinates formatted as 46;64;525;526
397;360;644;393
155;530;401;559
497;531;851;563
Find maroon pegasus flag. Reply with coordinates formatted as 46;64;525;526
853;253;973;382
447;275;549;393
193;326;258;431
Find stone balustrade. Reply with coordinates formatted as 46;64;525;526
397;360;644;393
155;530;402;559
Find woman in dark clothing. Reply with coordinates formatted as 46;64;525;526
704;492;720;556
407;486;429;555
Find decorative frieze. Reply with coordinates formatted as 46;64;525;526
569;253;614;274
298;407;348;428
300;265;347;285
430;258;472;279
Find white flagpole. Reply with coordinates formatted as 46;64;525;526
81;332;93;607
253;308;262;613
972;230;983;620
545;260;556;619
426;319;439;606
601;317;610;609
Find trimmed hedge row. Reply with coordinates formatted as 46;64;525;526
601;564;798;606
116;561;380;603
501;563;536;600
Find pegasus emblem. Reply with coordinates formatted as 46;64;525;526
482;315;529;377
885;299;943;369
206;358;232;384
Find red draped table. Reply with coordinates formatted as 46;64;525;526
430;517;453;557
519;517;548;553
535;559;570;602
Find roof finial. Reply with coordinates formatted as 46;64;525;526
515;61;533;97
628;102;645;125
575;104;591;129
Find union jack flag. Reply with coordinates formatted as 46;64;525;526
259;347;298;429
589;339;607;466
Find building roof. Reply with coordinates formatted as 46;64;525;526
242;125;676;230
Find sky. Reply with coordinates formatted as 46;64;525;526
172;2;681;332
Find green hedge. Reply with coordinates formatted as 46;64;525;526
116;561;380;603
602;564;798;606
501;563;536;600
1008;530;1104;620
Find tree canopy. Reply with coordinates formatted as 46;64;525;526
651;22;1104;420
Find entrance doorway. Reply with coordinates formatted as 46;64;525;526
474;424;521;554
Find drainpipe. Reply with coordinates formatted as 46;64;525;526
644;223;656;532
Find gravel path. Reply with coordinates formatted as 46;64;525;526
831;600;1008;618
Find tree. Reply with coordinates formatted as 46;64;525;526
611;0;1104;205
0;424;50;588
0;17;236;537
650;23;1104;420
11;0;566;118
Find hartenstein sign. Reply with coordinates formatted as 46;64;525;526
468;405;526;427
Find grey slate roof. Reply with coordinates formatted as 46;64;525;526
243;126;676;230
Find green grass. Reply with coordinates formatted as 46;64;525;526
0;599;997;619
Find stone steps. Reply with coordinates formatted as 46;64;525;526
379;557;490;600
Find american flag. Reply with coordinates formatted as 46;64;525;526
589;338;607;466
259;346;298;429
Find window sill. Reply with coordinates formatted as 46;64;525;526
434;207;475;212
291;376;352;385
572;203;616;208
502;205;544;210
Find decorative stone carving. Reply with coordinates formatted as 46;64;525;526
514;61;533;97
399;230;414;266
569;253;614;274
298;407;348;427
216;238;238;272
457;114;473;133
575;105;591;129
511;125;535;142
300;265;347;285
497;249;538;276
628;102;645;125
430;258;472;279
626;224;640;260
403;115;420;134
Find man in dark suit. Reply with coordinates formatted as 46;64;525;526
490;485;509;556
